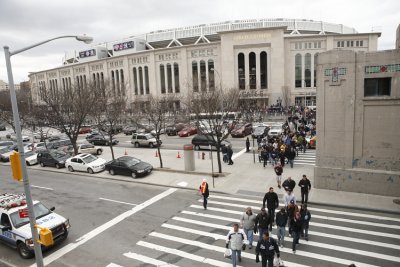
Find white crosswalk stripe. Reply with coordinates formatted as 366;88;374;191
295;150;316;166
107;193;400;267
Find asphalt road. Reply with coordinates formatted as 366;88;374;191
1;166;400;267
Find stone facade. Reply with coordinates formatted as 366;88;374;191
315;49;400;196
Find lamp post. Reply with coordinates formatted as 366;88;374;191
4;35;93;267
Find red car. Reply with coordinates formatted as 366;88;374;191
231;123;252;138
79;126;92;134
178;126;197;137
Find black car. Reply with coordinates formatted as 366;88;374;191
105;156;153;178
123;126;137;135
47;139;72;149
87;135;119;146
191;134;229;150
37;150;69;169
252;126;269;139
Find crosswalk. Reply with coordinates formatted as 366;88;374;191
295;150;316;166
107;193;400;267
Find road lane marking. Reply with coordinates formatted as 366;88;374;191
232;148;246;160
137;241;236;267
30;188;177;267
31;185;54;191
106;264;124;267
99;197;137;206
177;181;188;187
149;232;310;267
123;252;179;267
189;204;400;250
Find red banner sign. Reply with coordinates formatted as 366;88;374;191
18;208;29;218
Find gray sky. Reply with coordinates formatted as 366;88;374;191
0;0;398;83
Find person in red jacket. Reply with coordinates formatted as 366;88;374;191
274;163;283;188
199;178;209;210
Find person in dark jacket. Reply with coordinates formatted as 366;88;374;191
199;178;209;210
262;187;279;231
286;146;296;168
246;137;250;152
256;231;280;267
298;174;312;204
221;145;228;163
227;145;234;165
290;211;303;253
300;204;311;241
275;208;288;247
282;176;296;192
274;163;283;188
254;207;271;240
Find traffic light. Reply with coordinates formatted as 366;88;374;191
10;151;23;182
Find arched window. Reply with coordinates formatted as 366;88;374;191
238;53;245;89
160;64;166;94
314;54;318;87
249;52;256;89
200;60;206;91
167;63;172;93
295;54;302;88
144;66;149;94
133;68;138;95
174;63;180;93
192;61;198;92
138;67;144;95
305;53;311;87
260;51;267;89
208;60;215;90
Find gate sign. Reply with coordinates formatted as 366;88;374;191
18;208;29;218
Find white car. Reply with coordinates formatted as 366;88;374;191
268;125;284;137
77;143;103;155
9;134;30;142
24;150;38;166
65;153;106;174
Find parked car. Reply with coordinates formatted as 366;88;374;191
231;123;252;138
123;126;137;135
65;153;107;174
47;139;72;150
78;126;92;134
85;131;107;140
105;156;153;178
32;142;47;152
76;143;103;155
9;133;29;142
24;150;38;166
252;126;269;139
178;126;197;137
268;124;284;137
165;123;186;136
87;135;119;146
0;145;18;162
191;135;230;150
37;150;70;169
150;128;166;136
0;141;14;148
131;133;161;148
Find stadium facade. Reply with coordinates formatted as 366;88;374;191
29;18;381;109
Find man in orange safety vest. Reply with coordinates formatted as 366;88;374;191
199;178;209;210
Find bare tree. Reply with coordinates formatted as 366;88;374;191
36;81;98;155
91;80;127;160
0;90;31;133
185;88;240;173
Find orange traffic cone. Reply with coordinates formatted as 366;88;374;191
177;151;181;159
155;150;158;157
124;149;128;155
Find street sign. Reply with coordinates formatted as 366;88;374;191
18;208;29;218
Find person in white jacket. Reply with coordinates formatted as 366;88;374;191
226;223;247;267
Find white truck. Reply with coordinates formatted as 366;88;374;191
0;193;71;259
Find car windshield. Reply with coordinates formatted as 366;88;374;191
50;150;67;158
82;154;97;164
271;126;282;130
144;134;153;139
10;202;51;228
124;158;140;166
24;151;35;157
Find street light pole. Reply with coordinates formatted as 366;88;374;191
4;35;93;267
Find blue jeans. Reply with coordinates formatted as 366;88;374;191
258;227;267;240
277;226;286;246
244;228;253;247
289;159;294;168
231;249;241;267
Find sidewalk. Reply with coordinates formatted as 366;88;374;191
3;145;400;214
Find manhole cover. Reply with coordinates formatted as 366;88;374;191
393;199;400;205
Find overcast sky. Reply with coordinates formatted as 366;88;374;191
0;0;398;83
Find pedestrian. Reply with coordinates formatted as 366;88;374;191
283;188;296;207
298;174;312;204
240;207;257;249
274;162;283;188
286;199;298;236
254;207;271;240
290;211;302;253
221;145;228;163
300;204;311;241
275;208;288;247
246;137;250;152
226;223;247;267
287;146;296;168
282;176;296;192
262;187;279;231
255;231;280;267
227;145;234;165
199;178;209;210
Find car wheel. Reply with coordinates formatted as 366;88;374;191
26;161;30;166
17;242;34;259
194;145;200;150
134;142;139;148
55;163;61;169
131;172;137;178
97;149;102;155
149;143;154;148
109;169;115;175
40;162;45;167
68;166;74;172
87;168;94;174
